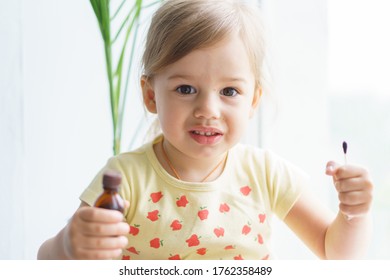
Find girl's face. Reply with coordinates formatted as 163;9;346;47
142;34;260;161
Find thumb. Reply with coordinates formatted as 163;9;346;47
123;200;130;216
325;160;342;176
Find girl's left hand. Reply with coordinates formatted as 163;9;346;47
326;161;373;219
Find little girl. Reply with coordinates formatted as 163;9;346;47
38;0;373;260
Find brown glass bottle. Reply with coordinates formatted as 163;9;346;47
94;170;125;213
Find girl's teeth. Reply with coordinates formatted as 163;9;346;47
193;131;217;136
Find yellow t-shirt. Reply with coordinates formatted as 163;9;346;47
80;135;308;260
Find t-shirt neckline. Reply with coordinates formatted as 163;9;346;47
146;135;234;191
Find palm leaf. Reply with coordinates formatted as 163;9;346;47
89;0;162;155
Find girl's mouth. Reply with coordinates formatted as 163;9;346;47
191;130;220;136
189;128;223;145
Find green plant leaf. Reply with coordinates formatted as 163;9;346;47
89;0;162;155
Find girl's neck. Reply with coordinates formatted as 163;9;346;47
154;138;227;183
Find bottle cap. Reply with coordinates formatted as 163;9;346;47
102;170;122;190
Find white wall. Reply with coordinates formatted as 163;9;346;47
3;0;380;260
1;0;25;260
1;0;114;259
260;0;331;259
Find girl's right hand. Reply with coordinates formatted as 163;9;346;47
63;206;130;259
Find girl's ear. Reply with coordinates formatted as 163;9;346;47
141;75;157;114
249;87;262;118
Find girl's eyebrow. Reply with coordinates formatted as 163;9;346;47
167;74;248;83
222;77;248;83
167;74;194;80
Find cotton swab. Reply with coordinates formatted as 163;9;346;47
342;141;352;220
342;141;348;165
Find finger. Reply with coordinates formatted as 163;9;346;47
325;161;342;176
81;235;128;250
78;206;125;223
64;221;128;259
333;165;369;181
72;247;124;260
334;177;373;193
81;221;130;237
338;190;372;206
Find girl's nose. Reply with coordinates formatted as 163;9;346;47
193;92;221;120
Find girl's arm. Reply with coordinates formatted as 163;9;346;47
38;226;72;260
284;161;373;259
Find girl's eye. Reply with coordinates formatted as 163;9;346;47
176;85;196;95
221;87;238;97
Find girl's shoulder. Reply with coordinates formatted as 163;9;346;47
231;143;306;177
105;137;160;171
231;143;281;164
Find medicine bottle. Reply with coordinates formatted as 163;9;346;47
94;170;125;213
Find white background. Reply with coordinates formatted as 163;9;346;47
1;0;389;259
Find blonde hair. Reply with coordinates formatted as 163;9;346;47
142;0;265;89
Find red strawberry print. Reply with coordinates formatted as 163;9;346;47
168;254;181;260
258;213;266;223
129;224;140;236
150;191;163;203
240;186;252;196
196;248;207;255
234;254;244;260
170;219;183;231
147;210;160;221
242;224;251;235
213;227;224;238
197;207;209;220
176;195;189;207
122;255;130;260
126;246;139;255
257;234;264;244
150;238;163;249
219;203;230;213
186;234;200;247
224;245;236;250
